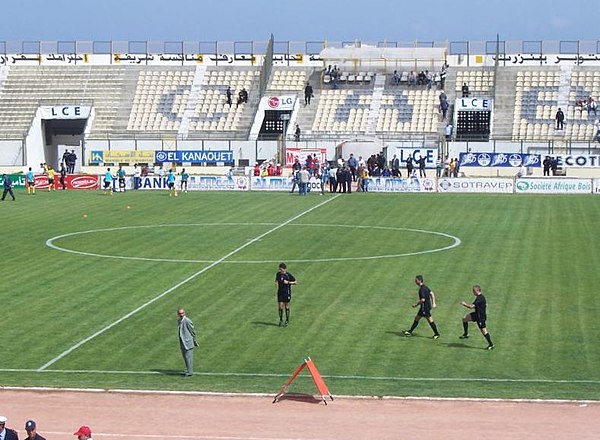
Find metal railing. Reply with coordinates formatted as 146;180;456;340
0;39;598;61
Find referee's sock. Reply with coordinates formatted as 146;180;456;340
484;333;493;346
285;308;290;322
278;309;283;322
429;321;440;335
462;322;469;336
408;320;419;333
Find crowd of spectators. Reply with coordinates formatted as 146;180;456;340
253;161;283;177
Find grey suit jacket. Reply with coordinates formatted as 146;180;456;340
178;315;197;350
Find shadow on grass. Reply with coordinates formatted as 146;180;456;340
385;331;434;339
274;392;327;405
441;342;484;350
252;321;281;327
151;369;187;376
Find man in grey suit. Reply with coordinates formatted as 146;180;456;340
177;308;198;377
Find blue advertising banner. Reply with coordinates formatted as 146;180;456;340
155;150;234;163
459;152;541;168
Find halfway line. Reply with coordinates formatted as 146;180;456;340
38;195;340;371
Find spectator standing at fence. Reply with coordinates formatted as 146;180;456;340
453;158;461;177
25;420;46;440
347;153;358;181
417;155;427;177
551;157;558;175
294;124;301;142
436;157;442;178
67;150;77;173
555;108;565;130
320;163;329;195
543;156;552;176
328;165;337;192
443;155;451;177
391;154;400;177
61;148;70;170
299;167;310;195
461;83;470;98
304;82;313;105
405;155;414;178
0;417;18;440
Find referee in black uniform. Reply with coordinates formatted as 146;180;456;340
275;262;296;327
404;275;440;339
460;285;494;349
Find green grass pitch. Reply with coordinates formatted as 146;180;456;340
1;187;599;400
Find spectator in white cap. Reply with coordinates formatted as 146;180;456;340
73;426;92;440
24;421;45;440
0;416;19;440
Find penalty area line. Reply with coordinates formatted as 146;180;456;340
37;195;341;372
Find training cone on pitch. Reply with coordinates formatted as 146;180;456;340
273;357;333;404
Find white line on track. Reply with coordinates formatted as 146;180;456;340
5;367;600;385
41;432;321;440
37;195;341;371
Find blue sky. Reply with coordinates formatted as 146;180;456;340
3;0;598;44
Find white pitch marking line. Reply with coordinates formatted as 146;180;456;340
46;223;461;264
6;367;600;385
37;196;341;371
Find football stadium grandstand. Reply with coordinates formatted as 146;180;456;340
0;37;599;175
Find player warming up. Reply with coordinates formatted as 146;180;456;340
403;275;440;339
460;284;494;349
275;262;296;327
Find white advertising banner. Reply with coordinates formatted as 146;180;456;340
438;177;514;193
514;178;592;194
364;177;436;193
264;95;297;111
554;155;600;168
136;175;249;191
593;179;600;194
40;105;91;119
455;97;493;111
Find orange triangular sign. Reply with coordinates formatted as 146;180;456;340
273;357;333;404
